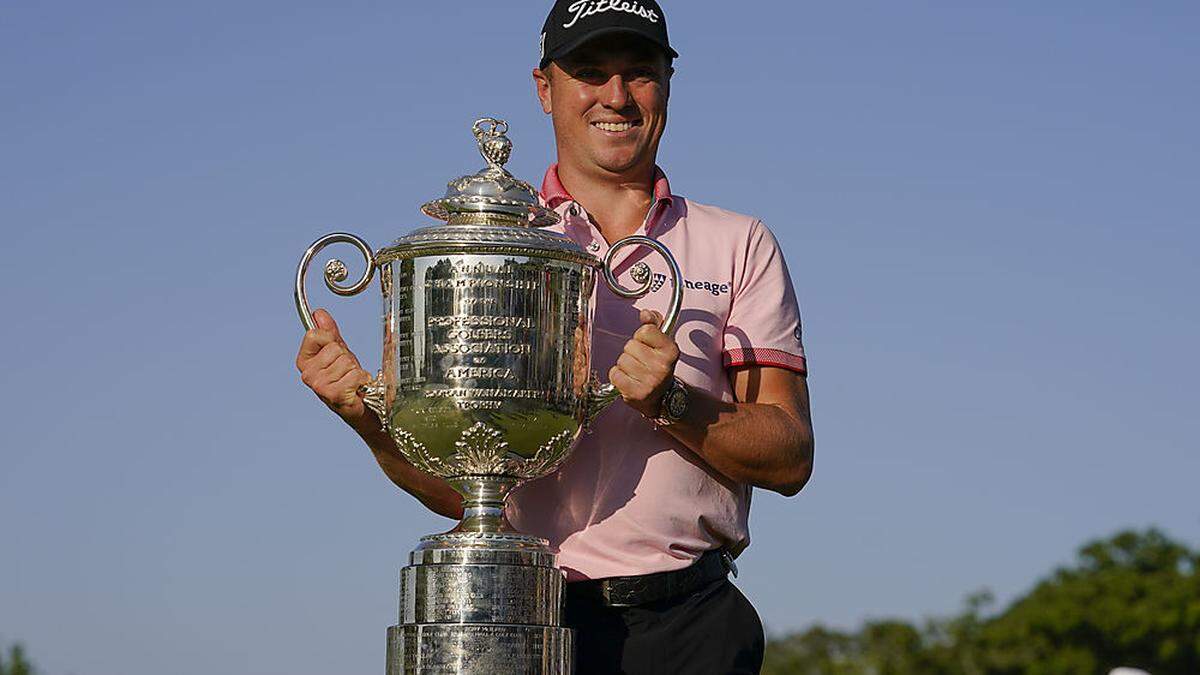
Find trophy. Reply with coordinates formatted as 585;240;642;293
294;118;682;674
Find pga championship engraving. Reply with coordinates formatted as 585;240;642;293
294;118;683;674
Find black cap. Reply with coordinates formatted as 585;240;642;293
539;0;678;69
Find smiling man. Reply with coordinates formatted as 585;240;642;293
508;1;816;672
296;1;813;672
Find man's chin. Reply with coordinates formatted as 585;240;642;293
588;153;649;176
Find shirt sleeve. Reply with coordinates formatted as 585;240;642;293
722;219;807;375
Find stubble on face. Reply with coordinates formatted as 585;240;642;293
537;34;672;180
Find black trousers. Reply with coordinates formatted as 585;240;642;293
565;577;765;674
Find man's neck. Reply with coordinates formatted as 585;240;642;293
557;161;656;243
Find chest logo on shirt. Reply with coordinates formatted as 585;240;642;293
651;272;731;297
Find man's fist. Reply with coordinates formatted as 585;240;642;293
296;309;373;427
608;309;680;419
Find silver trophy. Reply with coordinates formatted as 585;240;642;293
294;118;682;674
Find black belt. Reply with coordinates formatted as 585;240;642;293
567;550;732;608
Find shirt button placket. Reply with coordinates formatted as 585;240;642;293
571;203;607;257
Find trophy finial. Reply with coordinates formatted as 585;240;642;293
473;117;512;170
420;117;559;226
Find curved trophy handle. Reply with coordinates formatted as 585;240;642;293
600;235;683;337
586;235;684;425
294;232;377;331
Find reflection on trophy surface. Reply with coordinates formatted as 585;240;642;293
295;118;681;674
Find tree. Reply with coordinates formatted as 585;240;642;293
980;529;1200;675
0;643;36;675
761;595;991;675
762;528;1200;675
761;624;862;675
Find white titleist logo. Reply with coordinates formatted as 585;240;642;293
563;0;660;29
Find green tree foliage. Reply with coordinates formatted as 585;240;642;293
0;643;36;675
981;529;1200;675
763;529;1200;675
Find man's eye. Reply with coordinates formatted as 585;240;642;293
573;69;605;81
629;68;659;82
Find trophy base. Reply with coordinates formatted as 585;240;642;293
386;624;573;675
386;532;575;674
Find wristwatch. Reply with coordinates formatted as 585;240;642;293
652;377;690;427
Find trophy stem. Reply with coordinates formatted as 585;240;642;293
446;476;521;536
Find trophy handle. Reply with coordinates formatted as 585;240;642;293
587;235;684;425
585;379;621;428
294;232;377;331
600;235;683;337
296;234;388;424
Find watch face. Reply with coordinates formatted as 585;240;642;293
666;386;688;419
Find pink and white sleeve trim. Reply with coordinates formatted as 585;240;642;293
723;348;808;375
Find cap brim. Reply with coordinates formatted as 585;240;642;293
541;26;678;69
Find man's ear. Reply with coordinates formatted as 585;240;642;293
532;67;553;115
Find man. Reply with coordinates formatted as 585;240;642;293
297;1;813;672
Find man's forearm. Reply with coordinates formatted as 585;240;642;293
605;313;813;495
350;415;465;520
662;389;814;496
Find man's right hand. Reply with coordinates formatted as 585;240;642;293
295;310;464;520
296;309;373;428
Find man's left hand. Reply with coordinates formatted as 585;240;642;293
609;309;680;419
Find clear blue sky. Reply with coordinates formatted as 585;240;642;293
2;2;1197;673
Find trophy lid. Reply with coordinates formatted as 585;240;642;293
421;118;560;227
377;117;593;266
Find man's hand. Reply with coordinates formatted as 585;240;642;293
295;310;463;519
609;309;680;418
296;309;373;429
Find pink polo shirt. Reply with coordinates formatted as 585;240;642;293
507;165;807;581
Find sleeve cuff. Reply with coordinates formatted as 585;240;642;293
723;348;807;376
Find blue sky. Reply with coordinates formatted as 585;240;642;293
2;2;1197;673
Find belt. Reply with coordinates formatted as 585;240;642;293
567;550;734;608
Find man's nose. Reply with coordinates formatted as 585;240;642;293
600;74;631;110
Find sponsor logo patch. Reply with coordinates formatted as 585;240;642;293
652;273;731;297
563;0;660;29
